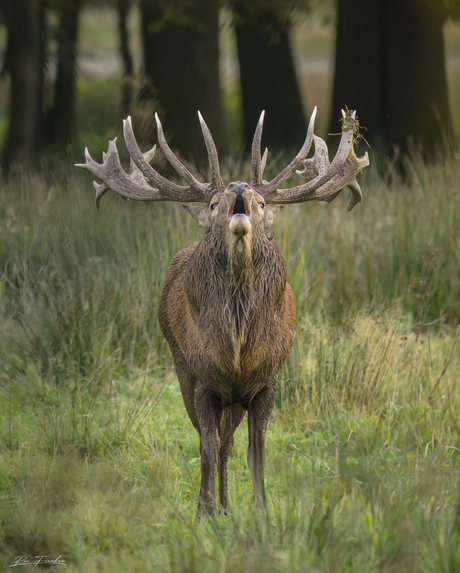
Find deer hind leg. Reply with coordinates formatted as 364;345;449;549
247;384;276;510
218;404;246;513
194;385;221;518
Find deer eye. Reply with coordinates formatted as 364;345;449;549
211;203;219;210
258;202;265;209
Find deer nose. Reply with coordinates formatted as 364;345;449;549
226;182;253;197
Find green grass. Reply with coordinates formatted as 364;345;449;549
1;146;460;570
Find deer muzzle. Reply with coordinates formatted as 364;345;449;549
226;183;253;238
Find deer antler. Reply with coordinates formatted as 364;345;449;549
78;108;368;212
76;113;225;208
253;109;369;211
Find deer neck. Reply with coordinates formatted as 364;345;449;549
227;233;255;290
192;232;273;301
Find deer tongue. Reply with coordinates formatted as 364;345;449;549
229;213;251;237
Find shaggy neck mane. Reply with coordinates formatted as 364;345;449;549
189;232;282;325
227;236;254;290
201;232;277;334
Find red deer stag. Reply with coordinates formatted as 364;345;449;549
77;108;369;516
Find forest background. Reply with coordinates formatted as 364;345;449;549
1;1;460;571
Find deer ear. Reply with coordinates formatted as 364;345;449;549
265;205;284;227
183;205;210;230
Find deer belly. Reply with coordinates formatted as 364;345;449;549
185;333;275;406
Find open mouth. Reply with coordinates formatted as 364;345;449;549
229;197;249;219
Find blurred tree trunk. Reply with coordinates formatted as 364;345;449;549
116;0;134;117
48;0;82;146
117;0;134;76
331;0;451;161
330;0;385;148
385;0;451;157
0;12;13;78
232;2;306;153
2;0;46;170
141;0;226;164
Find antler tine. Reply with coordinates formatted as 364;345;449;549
262;109;369;208
197;111;224;194
91;144;156;210
123;116;203;201
295;147;369;211
261;147;268;177
155;113;208;193
256;106;317;195
251;110;265;187
76;138;164;202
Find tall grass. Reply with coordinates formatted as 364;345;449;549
0;150;460;571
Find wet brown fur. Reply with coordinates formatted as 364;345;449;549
159;185;295;516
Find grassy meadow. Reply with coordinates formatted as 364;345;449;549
1;6;460;573
1;149;460;572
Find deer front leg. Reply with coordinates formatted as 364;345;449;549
218;404;246;513
247;384;276;510
195;385;220;518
